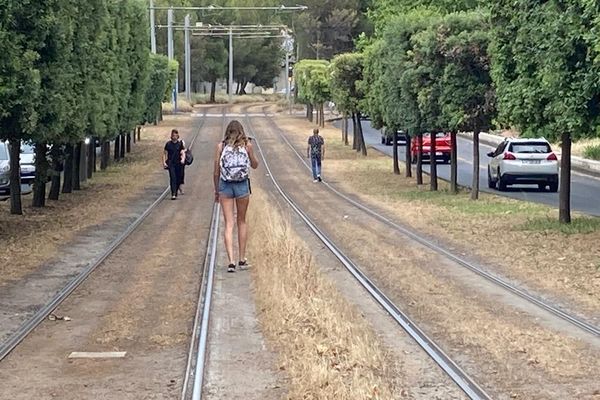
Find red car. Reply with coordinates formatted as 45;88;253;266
411;132;452;164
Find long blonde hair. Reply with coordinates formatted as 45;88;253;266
223;120;248;148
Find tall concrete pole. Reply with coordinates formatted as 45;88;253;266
285;51;290;102
228;28;233;104
150;0;156;53
184;14;191;102
167;7;177;111
167;8;174;60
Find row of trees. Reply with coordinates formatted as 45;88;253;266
0;0;174;215
296;0;600;223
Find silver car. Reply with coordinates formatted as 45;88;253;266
19;143;36;184
487;138;559;192
0;142;10;195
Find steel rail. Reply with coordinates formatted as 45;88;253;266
245;115;493;400
260;111;600;338
180;202;220;400
0;114;207;362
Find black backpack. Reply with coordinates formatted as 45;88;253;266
184;147;194;165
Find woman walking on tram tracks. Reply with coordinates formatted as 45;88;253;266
213;120;259;273
163;129;186;200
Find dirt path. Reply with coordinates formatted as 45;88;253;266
0;111;220;399
245;107;600;399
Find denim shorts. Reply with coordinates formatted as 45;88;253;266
219;178;250;199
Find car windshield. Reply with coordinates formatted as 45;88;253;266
21;143;34;154
509;142;551;153
0;144;8;160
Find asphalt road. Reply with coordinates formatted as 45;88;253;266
334;120;600;216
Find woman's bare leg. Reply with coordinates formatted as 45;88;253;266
220;196;236;265
235;196;250;262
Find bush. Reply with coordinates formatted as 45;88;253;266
583;144;600;160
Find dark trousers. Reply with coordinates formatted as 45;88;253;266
168;163;182;196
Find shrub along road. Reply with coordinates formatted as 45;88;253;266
337;120;600;216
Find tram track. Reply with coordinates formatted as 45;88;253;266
256;107;600;338
244;113;493;400
0;112;208;362
181;108;229;400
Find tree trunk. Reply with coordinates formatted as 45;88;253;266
307;104;313;122
114;135;120;161
471;128;480;200
351;113;358;150
87;137;95;179
210;80;216;103
430;132;438;191
80;141;87;184
416;133;423;185
236;81;241;95
405;133;412;178
8;139;22;215
100;141;110;170
32;142;49;207
393;129;400;175
559;131;571;223
450;131;458;194
62;143;74;194
356;112;367;156
73;142;81;190
320;104;325;128
137;126;141;141
126;132;132;153
48;145;62;201
132;127;136;144
119;134;125;159
343;114;349;145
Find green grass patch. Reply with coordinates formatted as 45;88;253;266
394;189;545;215
583;144;600;160
520;217;600;235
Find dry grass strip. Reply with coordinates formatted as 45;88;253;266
248;189;397;400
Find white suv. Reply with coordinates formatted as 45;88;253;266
487;138;559;192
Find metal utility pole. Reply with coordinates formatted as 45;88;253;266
285;52;290;102
167;7;177;111
229;28;233;104
184;14;191;102
150;0;156;53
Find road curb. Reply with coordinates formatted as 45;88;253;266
458;132;600;179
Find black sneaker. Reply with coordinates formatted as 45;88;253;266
317;176;322;182
171;195;177;200
238;259;250;270
227;263;236;273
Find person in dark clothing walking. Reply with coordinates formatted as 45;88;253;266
307;128;325;182
163;129;185;200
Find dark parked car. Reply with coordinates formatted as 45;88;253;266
381;128;408;146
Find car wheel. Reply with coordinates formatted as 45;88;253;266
549;182;558;192
487;168;495;189
497;172;507;191
381;136;385;144
538;183;547;191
